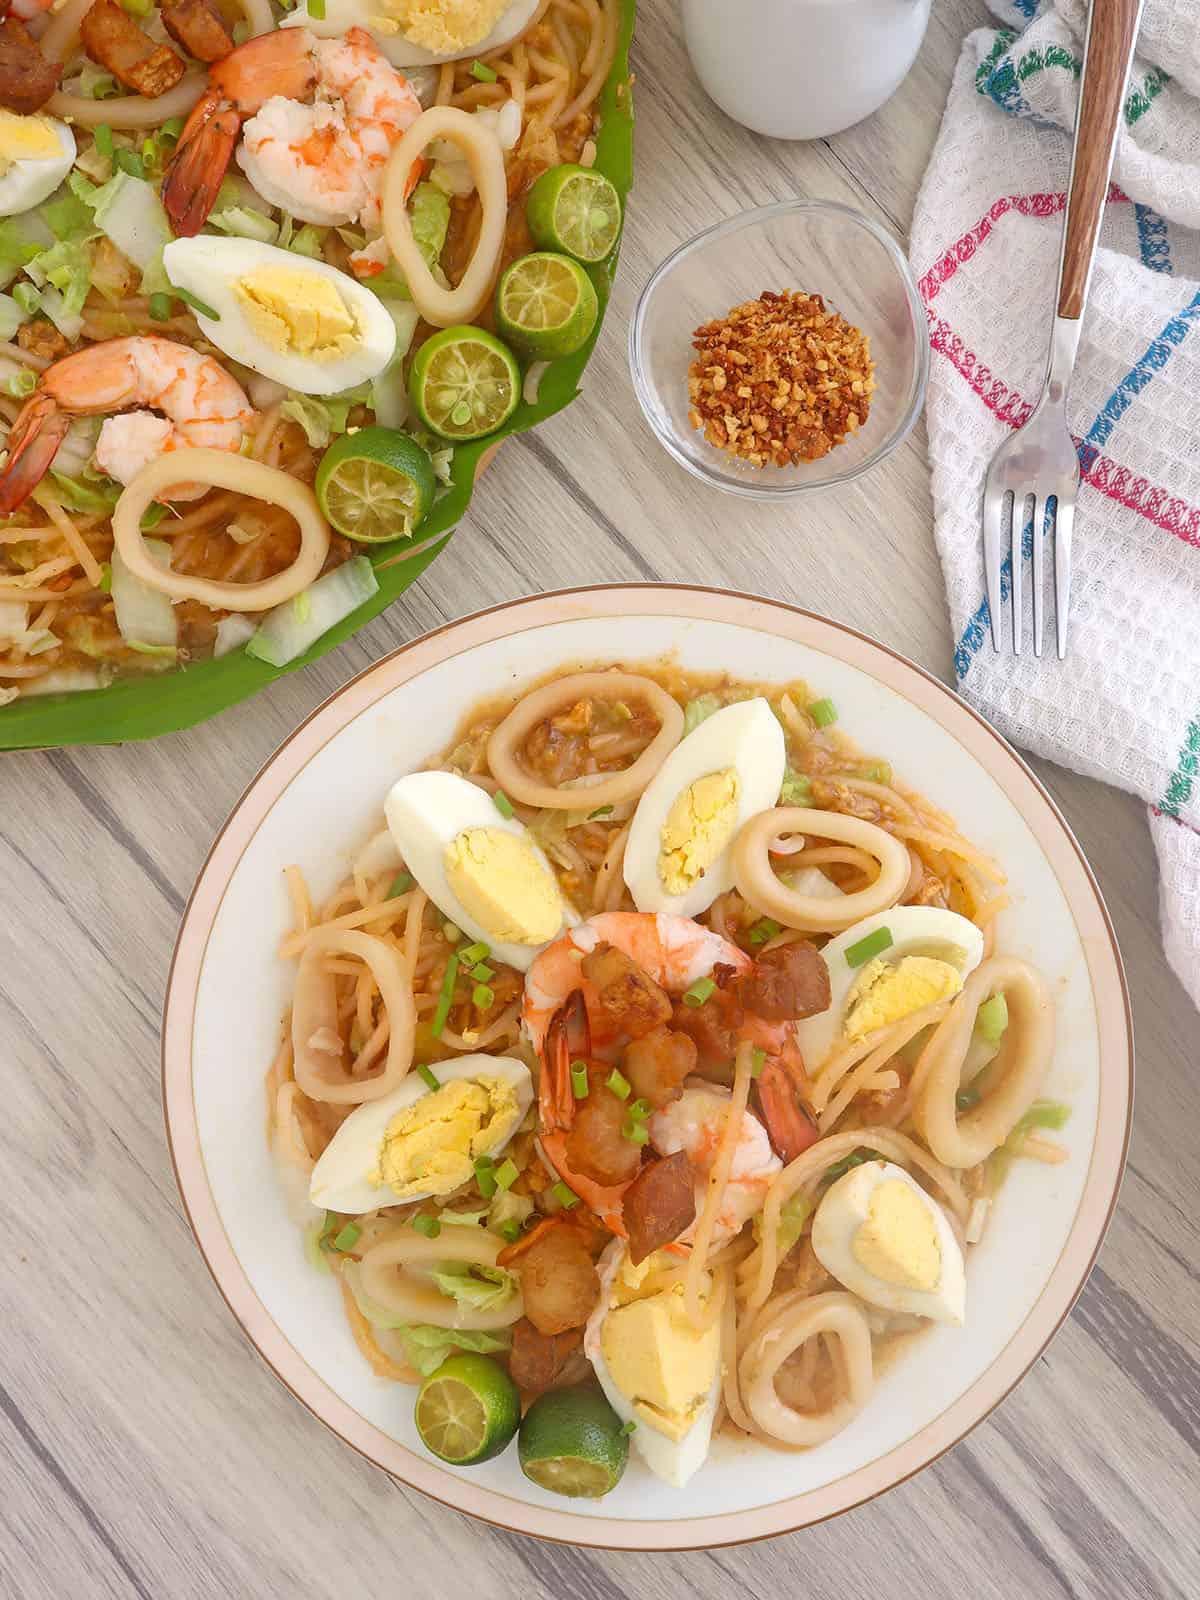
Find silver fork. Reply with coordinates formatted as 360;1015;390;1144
982;0;1143;658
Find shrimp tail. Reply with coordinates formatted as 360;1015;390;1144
161;92;241;236
756;1038;820;1163
0;392;70;515
541;988;589;1133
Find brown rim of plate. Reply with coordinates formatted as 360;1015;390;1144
161;582;1134;1552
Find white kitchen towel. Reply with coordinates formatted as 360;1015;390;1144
911;0;1200;1012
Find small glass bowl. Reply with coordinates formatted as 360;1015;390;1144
629;200;929;499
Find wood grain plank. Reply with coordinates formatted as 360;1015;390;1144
0;0;1194;1594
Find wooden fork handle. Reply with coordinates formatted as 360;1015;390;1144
1057;0;1144;320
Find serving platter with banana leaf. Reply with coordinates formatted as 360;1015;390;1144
0;0;634;749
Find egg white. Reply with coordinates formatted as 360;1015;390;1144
0;121;75;219
623;698;786;919
161;236;396;394
584;1241;721;1489
385;769;577;972
810;1160;966;1325
309;1053;533;1213
280;0;542;67
794;906;985;1073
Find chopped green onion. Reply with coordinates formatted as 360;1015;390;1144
113;148;144;180
470;58;498;81
473;982;495;1010
474;1155;498;1197
12;282;40;316
779;768;812;806
442;921;461;944
118;0;153;15
470;962;494;982
494;1158;519;1191
808;697;838;728
620;1419;637;1436
606;1068;630;1101
89;73;119;100
93;124;114;159
612;701;632;721
492;789;515;819
845;926;892;968
412;1214;441;1238
387;871;413;898
332;1222;361;1252
588;805;614;820
6;370;35;398
318;1211;339;1249
551;1180;579;1209
627;1097;651;1122
956;1086;981;1111
862;761;892;784
173;286;220;321
498;1219;522;1244
459;940;490;964
683;976;716;1008
140;503;168;531
975;992;1009;1045
308;0;326;15
748;917;782;946
750;1048;766;1079
159;116;185;142
148;292;172;323
142;137;157;168
823;1150;876;1185
431;953;459;1037
416;1063;440;1091
570;1060;589;1099
623;1121;650;1146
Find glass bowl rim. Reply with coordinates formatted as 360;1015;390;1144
628;198;931;500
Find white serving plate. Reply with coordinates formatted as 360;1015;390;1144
163;585;1132;1549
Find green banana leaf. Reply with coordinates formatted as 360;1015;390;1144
0;3;636;750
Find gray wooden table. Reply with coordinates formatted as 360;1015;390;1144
3;3;1197;1596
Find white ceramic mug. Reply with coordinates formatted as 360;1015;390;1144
681;0;933;141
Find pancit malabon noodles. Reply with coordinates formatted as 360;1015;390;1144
0;0;623;707
267;662;1065;1495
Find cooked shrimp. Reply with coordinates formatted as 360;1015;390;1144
161;26;422;237
650;1085;782;1245
0;337;255;513
524;911;752;1077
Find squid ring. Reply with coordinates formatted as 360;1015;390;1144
732;806;910;932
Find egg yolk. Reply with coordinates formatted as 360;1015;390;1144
374;1075;518;1197
380;0;512;51
657;768;739;895
234;268;360;362
0;111;59;173
852;1179;942;1291
443;826;563;947
843;954;964;1042
600;1259;720;1441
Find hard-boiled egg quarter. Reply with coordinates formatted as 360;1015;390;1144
0;113;75;218
161;236;396;395
623;698;786;918
794;906;985;1074
811;1160;966;1325
281;0;542;68
385;769;577;972
584;1241;722;1488
310;1053;532;1213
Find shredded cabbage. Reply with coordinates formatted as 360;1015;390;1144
288;224;326;258
48;472;119;514
41;186;96;243
395;1324;510;1378
0;292;26;341
488;1188;533;1235
81;172;173;279
430;1261;518;1312
682;693;721;735
210;206;278;244
279;384;370;447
